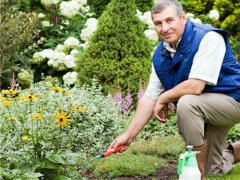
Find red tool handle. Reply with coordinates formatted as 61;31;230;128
102;145;125;157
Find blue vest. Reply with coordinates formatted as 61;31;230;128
153;20;240;102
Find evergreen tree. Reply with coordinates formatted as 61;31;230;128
76;0;153;95
88;0;154;18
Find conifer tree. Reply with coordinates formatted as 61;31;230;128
76;0;153;95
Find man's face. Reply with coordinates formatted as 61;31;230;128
152;6;187;48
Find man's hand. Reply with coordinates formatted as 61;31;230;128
108;132;133;152
153;99;168;123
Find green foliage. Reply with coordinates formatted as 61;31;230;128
233;41;240;61
139;113;178;139
76;0;153;95
228;124;240;143
180;0;210;15
0;0;38;89
0;80;128;177
88;0;154;18
17;69;34;89
88;0;111;17
135;0;154;12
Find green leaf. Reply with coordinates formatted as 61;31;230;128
46;154;67;165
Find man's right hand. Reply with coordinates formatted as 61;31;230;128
108;132;133;152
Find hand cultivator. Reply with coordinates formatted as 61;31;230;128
77;145;125;171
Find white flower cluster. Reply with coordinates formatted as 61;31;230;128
209;10;220;20
63;71;78;85
186;13;202;24
41;20;51;27
31;37;80;71
136;10;155;29
136;9;158;42
41;0;60;8
144;29;159;42
38;13;46;19
59;0;88;18
80;18;98;48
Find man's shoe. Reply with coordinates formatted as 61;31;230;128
227;141;240;164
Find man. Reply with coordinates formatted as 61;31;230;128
108;0;240;179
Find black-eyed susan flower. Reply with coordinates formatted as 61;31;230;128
51;86;64;93
22;135;32;141
71;105;86;112
55;111;70;127
32;113;43;120
2;101;11;107
22;94;38;101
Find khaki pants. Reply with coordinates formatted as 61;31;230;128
176;93;240;175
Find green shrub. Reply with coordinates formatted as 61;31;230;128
0;0;38;89
88;0;153;18
76;0;153;95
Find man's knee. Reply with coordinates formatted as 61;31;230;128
177;94;198;114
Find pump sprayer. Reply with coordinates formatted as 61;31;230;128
177;145;201;180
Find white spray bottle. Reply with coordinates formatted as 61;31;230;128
177;145;201;180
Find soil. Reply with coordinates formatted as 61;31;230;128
83;161;178;180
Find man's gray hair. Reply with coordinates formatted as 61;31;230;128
151;0;183;17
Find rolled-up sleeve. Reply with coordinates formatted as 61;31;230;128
144;64;164;100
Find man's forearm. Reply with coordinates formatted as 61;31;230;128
159;79;206;104
125;96;157;139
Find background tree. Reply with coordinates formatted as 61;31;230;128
0;0;38;89
76;0;153;95
88;0;154;17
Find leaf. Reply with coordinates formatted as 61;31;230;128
46;154;67;165
64;152;83;165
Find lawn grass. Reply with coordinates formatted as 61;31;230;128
81;135;240;179
207;163;240;180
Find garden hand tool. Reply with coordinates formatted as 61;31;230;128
77;145;125;171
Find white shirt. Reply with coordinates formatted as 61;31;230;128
144;31;226;100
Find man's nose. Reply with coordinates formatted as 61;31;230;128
161;23;170;32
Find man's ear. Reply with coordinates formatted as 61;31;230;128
181;11;187;23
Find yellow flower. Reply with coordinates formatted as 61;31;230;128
32;113;43;120
9;89;21;95
8;116;17;121
22;94;38;101
2;101;11;107
22;135;32;141
1;89;20;95
51;86;64;93
1;90;10;95
71;106;86;112
55;111;70;127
